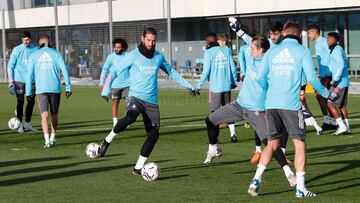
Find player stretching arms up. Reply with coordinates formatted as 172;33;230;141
96;27;196;175
247;22;330;198
202;30;297;187
100;38;130;126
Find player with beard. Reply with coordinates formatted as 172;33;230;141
96;27;196;175
100;38;130;126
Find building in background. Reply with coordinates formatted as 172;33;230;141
0;0;359;81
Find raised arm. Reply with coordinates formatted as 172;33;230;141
160;56;194;90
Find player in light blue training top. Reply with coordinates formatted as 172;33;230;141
326;32;351;135
26;35;71;148
7;31;38;133
308;24;337;130
197;32;238;142
96;27;196;176
100;38;130;126
248;22;330;198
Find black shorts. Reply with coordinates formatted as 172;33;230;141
126;97;160;128
37;93;61;114
266;109;305;141
329;87;348;108
14;81;35;96
111;87;129;101
208;91;231;112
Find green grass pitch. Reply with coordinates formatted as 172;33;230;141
0;85;359;202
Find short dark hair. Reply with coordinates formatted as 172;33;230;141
21;31;31;39
143;27;157;37
328;32;340;42
269;22;283;32
307;24;320;34
252;35;270;53
112;38;128;51
283;21;301;36
205;32;217;38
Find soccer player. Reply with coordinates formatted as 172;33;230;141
196;32;238;142
25;35;72;148
202;32;297;187
308;24;337;130
247;21;330;198
96;27;196;175
229;18;291;164
100;38;130;126
7;31;38;133
326;32;351;135
217;33;229;47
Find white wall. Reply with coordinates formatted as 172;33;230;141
0;0;359;28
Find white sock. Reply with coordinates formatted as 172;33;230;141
344;119;350;129
331;118;338;126
253;164;266;181
50;133;56;142
283;165;294;177
281;148;286;154
209;144;218;153
228;124;236;137
336;118;346;129
44;134;50;144
296;171;306;191
134;155;147;170
323;115;330;124
105;130;117;143
113;117;118;127
255;146;261;153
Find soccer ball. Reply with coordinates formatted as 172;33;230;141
8;117;21;130
141;162;160;181
86;143;100;158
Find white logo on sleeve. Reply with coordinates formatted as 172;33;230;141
215;51;227;69
273;48;294;64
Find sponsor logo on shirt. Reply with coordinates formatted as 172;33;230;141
140;66;157;75
272;48;294;64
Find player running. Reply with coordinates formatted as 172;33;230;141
308;25;337;130
326;32;351;135
247;21;331;198
202;31;297;186
96;27;196;175
100;38;130;127
26;35;72;148
7;31;38;133
229;18;292;164
196;32;238;143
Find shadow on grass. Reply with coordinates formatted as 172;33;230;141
0;159;107;177
158;174;189;181
0;163;134;187
0;156;72;168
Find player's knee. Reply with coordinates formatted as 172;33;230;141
205;117;215;127
148;127;159;144
124;110;138;124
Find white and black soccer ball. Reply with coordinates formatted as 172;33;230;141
141;162;160;181
86;143;100;158
8;117;21;130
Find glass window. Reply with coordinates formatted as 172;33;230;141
349;13;360;55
